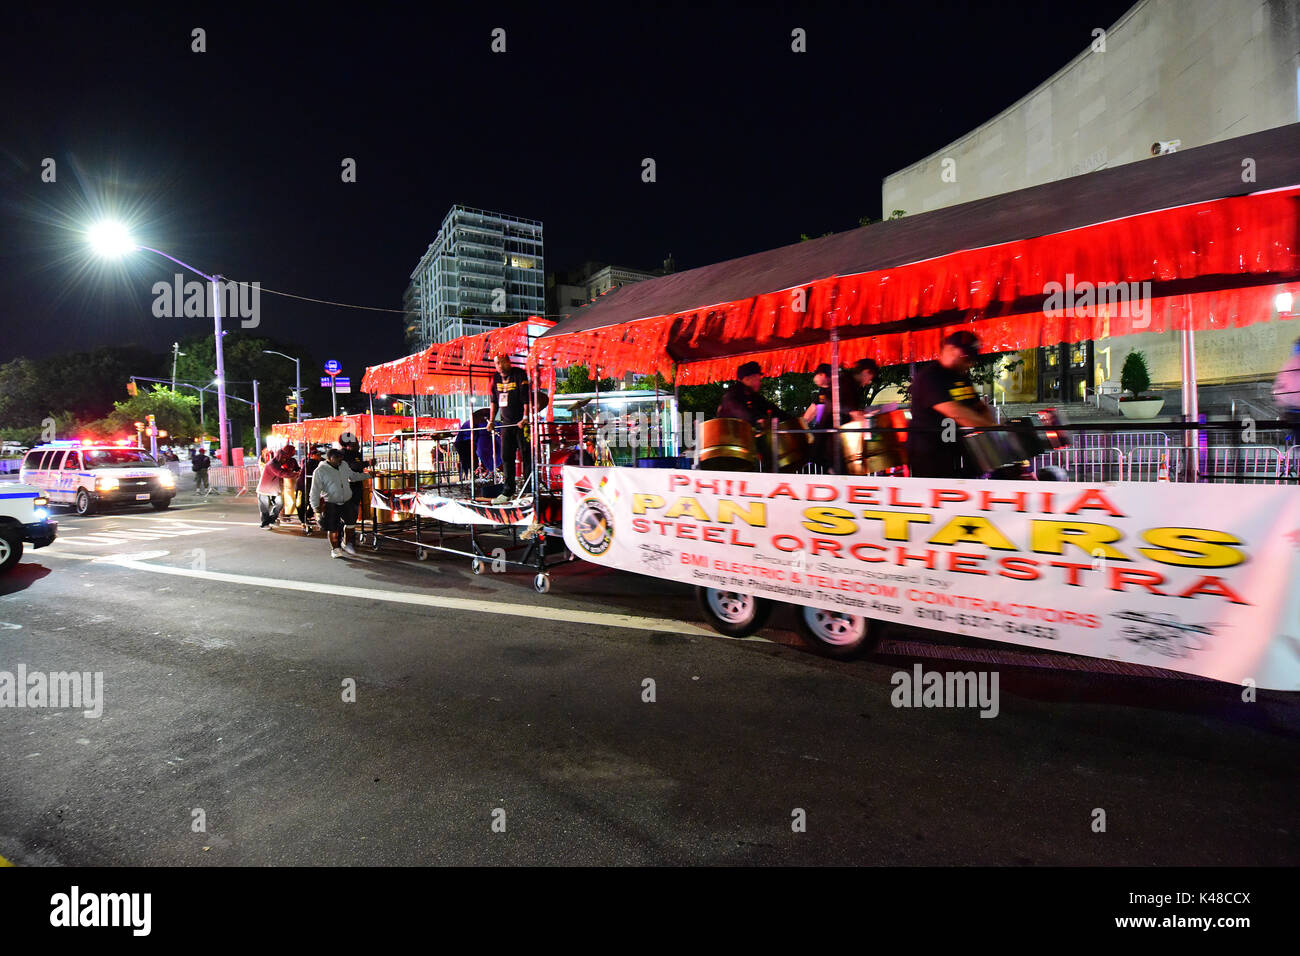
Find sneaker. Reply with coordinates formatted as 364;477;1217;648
342;541;357;556
491;494;509;504
330;547;343;558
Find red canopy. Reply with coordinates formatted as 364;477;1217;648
533;190;1300;382
361;319;554;395
271;415;459;444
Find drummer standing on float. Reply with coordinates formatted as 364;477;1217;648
803;360;878;471
489;354;532;504
715;361;785;428
907;330;996;478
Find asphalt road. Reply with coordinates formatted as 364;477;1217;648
0;481;1296;865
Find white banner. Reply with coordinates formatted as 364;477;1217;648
563;466;1300;690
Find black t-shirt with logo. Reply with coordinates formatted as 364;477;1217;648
492;368;530;424
908;361;981;477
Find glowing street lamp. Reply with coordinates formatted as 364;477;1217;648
87;221;232;466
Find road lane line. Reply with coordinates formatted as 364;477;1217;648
47;552;719;637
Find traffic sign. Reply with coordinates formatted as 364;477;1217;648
334;377;350;387
324;360;340;375
320;377;332;387
334;386;352;394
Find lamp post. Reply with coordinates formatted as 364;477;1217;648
171;342;185;391
263;350;302;422
88;222;231;467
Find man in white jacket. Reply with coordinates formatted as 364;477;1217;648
310;448;364;558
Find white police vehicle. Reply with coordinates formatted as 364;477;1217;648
19;440;176;515
0;483;56;573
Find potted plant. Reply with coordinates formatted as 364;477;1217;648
1118;350;1164;418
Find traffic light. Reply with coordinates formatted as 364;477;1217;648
126;381;138;397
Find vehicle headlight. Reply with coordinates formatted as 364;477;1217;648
33;496;47;507
97;476;119;491
33;508;49;521
158;471;175;488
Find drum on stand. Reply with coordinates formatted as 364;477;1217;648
962;429;1031;475
698;418;759;471
840;409;908;475
755;417;810;473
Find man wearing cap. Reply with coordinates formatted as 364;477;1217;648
802;361;877;471
310;447;364;558
716;361;785;429
908;330;996;478
489;354;532;503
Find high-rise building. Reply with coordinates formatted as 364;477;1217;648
405;205;545;417
406;205;545;352
545;257;675;321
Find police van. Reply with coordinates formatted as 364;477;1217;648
19;440;177;515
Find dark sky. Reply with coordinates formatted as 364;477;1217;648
1;1;1136;375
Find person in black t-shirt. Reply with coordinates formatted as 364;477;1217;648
803;360;879;471
715;361;785;429
489;355;532;502
908;330;996;478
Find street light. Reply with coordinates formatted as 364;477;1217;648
263;350;302;423
171;342;185;391
87;220;232;467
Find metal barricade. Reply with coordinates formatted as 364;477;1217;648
1031;446;1123;483
1124;446;1187;482
1286;445;1300;481
1202;445;1284;484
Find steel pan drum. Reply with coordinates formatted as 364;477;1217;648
963;429;1031;474
756;417;810;472
698;418;759;471
840;409;909;475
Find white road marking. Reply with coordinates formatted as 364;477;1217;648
44;550;719;637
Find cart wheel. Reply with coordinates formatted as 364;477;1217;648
471;557;485;574
417;549;429;561
533;573;550;594
695;586;772;638
302;524;310;535
371;536;381;552
795;606;880;660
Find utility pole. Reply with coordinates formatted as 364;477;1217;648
252;379;262;460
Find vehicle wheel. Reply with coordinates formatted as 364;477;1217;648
370;535;381;551
471;557;485;575
0;529;22;573
151;496;172;510
795;605;880;660
533;573;550;594
417;549;430;561
75;489;95;516
695;586;772;638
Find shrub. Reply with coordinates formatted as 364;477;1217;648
1120;350;1152;398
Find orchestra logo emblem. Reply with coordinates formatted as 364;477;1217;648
574;496;614;556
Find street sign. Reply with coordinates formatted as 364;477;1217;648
324;360;340;375
334;377;350;387
334;386;352;394
320;377;332;387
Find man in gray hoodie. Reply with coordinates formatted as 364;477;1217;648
309;448;363;558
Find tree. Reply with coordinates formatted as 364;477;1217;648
1120;350;1152;397
555;365;617;394
93;386;200;442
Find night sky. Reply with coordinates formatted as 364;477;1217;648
2;2;1136;376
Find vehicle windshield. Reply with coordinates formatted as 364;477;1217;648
81;449;158;467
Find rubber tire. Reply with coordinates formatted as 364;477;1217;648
0;529;22;573
151;496;172;510
75;489;95;516
417;549;430;561
533;573;550;594
795;606;880;660
471;558;485;575
695;586;773;638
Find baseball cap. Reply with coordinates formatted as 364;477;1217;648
737;361;762;379
945;330;980;357
812;363;833;377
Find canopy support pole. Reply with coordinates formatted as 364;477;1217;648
830;329;842;474
1181;323;1199;482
